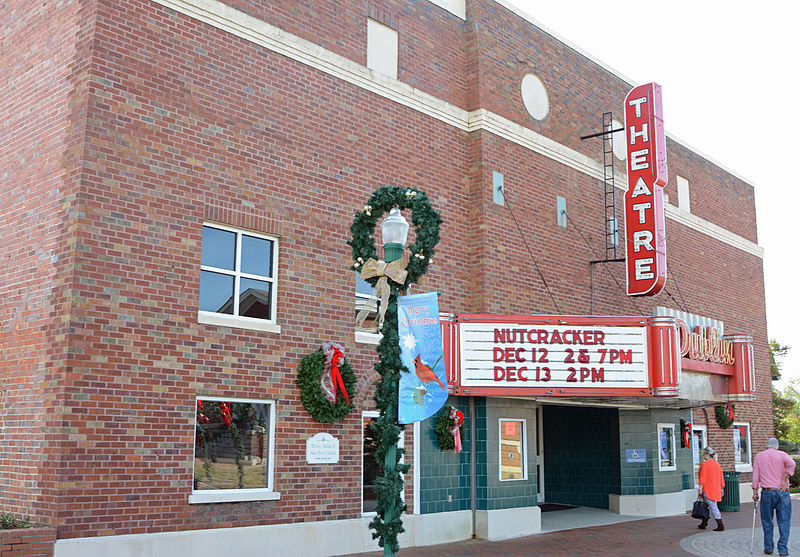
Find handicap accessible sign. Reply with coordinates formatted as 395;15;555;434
626;449;646;463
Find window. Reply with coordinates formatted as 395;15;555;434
190;396;278;504
362;411;403;514
657;423;676;471
733;422;752;471
677;175;691;212
355;271;380;332
367;19;398;79
198;224;279;332
499;418;527;481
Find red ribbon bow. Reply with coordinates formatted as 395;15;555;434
449;407;464;454
330;348;349;405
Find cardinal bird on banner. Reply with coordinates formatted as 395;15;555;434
398;292;448;424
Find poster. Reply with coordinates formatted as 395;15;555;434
397;292;447;424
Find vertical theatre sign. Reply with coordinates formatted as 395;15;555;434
624;82;667;296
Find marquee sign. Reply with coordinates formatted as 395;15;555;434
440;313;755;401
460;323;649;389
624;82;667;297
441;314;682;397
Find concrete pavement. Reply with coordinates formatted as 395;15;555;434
347;497;800;556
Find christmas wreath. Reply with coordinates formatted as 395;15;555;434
348;186;442;289
434;407;465;452
296;344;356;423
714;403;735;429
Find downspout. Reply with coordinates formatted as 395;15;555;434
470;395;477;538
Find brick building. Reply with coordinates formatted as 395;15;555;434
1;0;771;555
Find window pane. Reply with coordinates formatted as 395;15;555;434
200;271;234;314
194;401;270;490
659;427;674;467
500;420;524;480
241;235;273;277
356;272;374;297
239;278;271;319
362;416;380;513
734;425;750;464
201;227;236;270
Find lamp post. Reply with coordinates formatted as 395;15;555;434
349;186;441;556
378;208;408;557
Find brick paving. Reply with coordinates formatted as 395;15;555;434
348;498;800;556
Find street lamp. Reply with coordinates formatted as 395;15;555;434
349;186;442;557
381;207;409;263
378;207;408;557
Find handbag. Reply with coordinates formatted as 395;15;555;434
691;497;710;519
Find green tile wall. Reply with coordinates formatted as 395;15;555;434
418;397;471;514
476;398;539;511
618;409;693;496
543;405;620;509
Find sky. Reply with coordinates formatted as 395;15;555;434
504;0;800;387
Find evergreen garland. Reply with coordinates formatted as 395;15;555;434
714;404;736;429
296;349;356;423
349;185;442;555
434;409;464;451
348;186;442;287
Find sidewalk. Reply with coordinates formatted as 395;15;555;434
348;497;800;556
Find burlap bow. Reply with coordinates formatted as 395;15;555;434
355;255;408;331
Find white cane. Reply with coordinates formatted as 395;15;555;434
751;499;759;554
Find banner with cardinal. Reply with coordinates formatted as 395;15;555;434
397;292;447;424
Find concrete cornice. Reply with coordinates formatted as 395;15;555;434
147;0;763;259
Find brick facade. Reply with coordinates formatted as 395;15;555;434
0;527;56;557
1;0;771;548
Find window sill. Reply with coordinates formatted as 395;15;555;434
355;331;382;345
735;464;753;473
198;311;281;333
189;489;281;504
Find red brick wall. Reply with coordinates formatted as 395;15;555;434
0;527;56;557
2;0;770;540
0;0;96;526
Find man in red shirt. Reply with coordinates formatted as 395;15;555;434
752;437;796;556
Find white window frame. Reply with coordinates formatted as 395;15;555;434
367;19;398;79
362;411;404;515
657;423;677;471
691;424;707;488
198;223;281;333
498;418;528;482
733;421;753;472
355;270;381;344
190;396;279;504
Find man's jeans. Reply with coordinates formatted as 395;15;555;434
760;489;792;554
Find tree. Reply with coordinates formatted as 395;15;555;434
771;341;796;447
773;388;796;440
770;339;791;381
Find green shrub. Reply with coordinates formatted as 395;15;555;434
789;457;800;493
0;513;32;530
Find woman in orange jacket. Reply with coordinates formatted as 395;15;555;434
697;446;726;531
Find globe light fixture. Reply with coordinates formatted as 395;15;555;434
381;207;409;263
